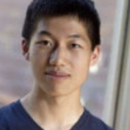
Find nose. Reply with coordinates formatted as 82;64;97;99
49;46;67;66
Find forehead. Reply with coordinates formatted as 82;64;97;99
35;16;88;36
31;16;91;46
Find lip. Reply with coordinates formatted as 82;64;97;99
45;71;70;81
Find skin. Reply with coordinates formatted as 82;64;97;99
21;16;100;130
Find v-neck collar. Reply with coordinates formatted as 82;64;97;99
14;100;89;130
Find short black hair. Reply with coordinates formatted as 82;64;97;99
22;0;101;50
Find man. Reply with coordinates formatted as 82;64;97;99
0;0;115;130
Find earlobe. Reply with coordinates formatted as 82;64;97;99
90;45;101;66
21;38;30;61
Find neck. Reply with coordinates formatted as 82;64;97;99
21;85;84;130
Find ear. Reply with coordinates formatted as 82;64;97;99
21;38;30;61
90;45;101;66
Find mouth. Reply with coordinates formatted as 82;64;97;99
45;71;70;81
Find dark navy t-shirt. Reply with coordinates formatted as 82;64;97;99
0;100;115;130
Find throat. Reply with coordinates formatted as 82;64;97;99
21;91;84;130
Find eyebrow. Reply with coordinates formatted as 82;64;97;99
68;34;88;43
68;34;82;39
38;30;53;37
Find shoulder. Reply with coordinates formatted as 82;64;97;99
0;100;20;129
0;104;10;129
84;109;115;130
0;101;18;118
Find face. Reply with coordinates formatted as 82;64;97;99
22;16;100;97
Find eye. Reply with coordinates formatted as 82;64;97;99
37;40;53;47
70;43;81;49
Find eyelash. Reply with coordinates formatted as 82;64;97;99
70;43;81;49
36;40;82;50
37;40;53;47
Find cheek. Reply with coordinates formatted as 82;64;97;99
30;52;48;80
75;61;90;74
29;51;49;78
73;52;91;68
30;46;49;63
72;53;91;78
71;59;89;88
